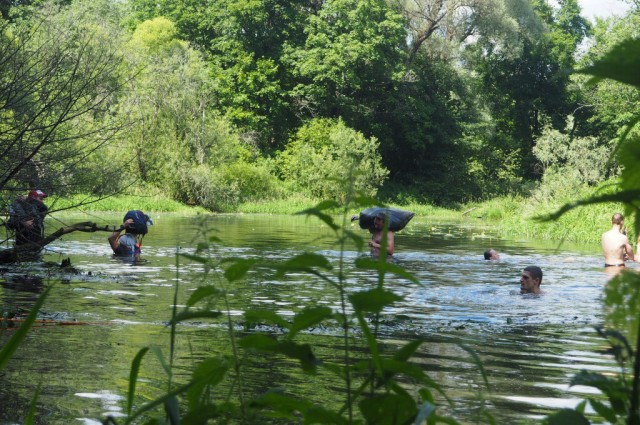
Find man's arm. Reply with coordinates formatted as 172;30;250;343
108;230;121;253
625;238;635;262
386;231;395;255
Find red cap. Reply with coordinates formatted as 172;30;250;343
28;190;47;198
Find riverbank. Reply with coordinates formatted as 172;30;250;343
236;189;624;244
52;180;630;245
50;193;209;214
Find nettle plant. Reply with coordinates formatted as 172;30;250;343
107;194;489;425
543;38;640;425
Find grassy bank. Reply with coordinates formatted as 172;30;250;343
236;190;623;244
467;183;629;244
50;181;630;245
49;194;208;214
237;195;458;219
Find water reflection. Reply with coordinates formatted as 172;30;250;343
0;214;624;423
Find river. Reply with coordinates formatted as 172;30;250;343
0;212;624;424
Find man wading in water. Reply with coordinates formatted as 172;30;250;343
369;212;394;257
601;212;634;268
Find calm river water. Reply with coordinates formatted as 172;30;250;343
0;213;625;424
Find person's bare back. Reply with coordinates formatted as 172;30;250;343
601;213;634;267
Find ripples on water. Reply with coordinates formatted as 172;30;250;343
0;215;625;424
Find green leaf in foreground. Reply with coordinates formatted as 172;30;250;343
577;39;640;87
274;252;333;276
288;306;333;338
588;398;618;424
295;207;340;231
543;408;590;425
186;286;222;307
571;371;628;412
359;393;416;425
239;334;320;372
251;391;315;420
186;357;230;410
128;347;150;415
349;288;402;314
244;309;291;329
223;258;259;282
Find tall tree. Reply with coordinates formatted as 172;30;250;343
127;0;314;149
573;10;640;142
0;0;126;203
467;0;590;179
283;0;405;133
388;0;539;64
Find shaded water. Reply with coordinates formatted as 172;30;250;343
0;213;623;424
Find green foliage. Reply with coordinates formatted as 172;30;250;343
0;288;49;425
467;0;589;181
177;160;282;212
102;186;488;424
534;117;617;186
544;271;640;424
283;0;405;128
470;181;622;243
0;0;127;197
236;194;320;214
542;34;640;425
574;12;640;143
0;286;51;371
277;118;389;201
127;0;307;148
51;193;207;214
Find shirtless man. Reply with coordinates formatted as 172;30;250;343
601;212;634;268
369;213;394;256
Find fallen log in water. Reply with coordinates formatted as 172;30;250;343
0;222;119;263
0;317;111;328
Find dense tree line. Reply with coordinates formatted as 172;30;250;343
0;0;638;211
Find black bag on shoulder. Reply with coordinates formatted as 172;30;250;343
123;210;152;235
357;207;415;232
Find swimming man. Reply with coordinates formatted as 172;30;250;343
484;249;500;260
520;266;543;294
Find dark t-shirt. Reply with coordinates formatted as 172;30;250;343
12;197;48;246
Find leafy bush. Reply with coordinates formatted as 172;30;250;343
277;118;389;201
177;160;282;212
534;118;617;187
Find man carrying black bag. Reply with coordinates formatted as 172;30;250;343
108;210;153;257
354;207;414;257
369;211;395;256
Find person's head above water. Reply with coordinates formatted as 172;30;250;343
484;249;500;260
520;266;543;294
612;212;624;226
373;212;387;230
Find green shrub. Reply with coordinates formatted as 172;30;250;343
277;118;389;201
177;160;283;212
534;118;618;187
